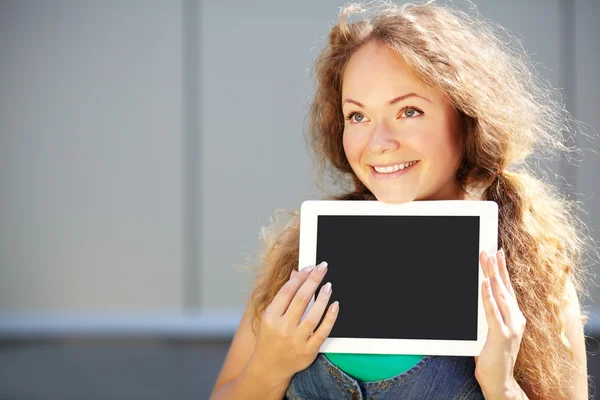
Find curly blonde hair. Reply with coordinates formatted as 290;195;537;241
248;1;595;398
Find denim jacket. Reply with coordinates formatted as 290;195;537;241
285;354;484;399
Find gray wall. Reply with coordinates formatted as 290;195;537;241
576;0;600;312
0;0;598;399
0;0;185;312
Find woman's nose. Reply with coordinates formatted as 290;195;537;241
367;121;400;154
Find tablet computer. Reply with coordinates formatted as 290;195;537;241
298;200;498;356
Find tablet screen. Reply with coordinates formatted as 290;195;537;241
315;215;480;341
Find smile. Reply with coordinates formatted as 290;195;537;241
372;160;418;173
370;160;419;179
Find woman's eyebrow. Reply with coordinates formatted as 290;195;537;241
342;92;432;108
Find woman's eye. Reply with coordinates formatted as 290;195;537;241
402;107;423;118
345;112;365;123
345;108;421;123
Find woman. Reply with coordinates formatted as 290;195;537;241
210;1;592;398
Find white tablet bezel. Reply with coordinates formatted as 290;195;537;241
298;200;498;356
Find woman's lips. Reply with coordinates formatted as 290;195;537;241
370;161;419;180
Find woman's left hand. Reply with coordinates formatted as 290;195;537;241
474;249;527;399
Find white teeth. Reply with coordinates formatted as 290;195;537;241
374;161;417;174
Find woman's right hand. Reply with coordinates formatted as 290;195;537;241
249;261;339;381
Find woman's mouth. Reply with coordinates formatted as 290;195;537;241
370;160;419;180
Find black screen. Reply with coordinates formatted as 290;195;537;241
314;215;480;341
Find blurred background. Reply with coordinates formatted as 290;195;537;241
0;0;598;399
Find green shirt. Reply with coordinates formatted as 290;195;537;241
323;353;425;382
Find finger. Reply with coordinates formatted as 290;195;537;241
290;269;298;279
285;261;328;322
267;264;314;316
479;251;489;278
482;277;504;331
497;249;516;300
308;301;339;352
488;254;516;326
298;281;333;337
495;250;524;327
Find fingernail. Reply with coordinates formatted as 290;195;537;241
317;261;328;273
499;248;505;259
323;282;332;294
331;301;339;313
304;265;314;273
290;269;297;278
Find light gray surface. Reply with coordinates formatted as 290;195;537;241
0;312;242;339
575;0;600;308
0;0;185;312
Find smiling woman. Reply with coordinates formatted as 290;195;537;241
209;1;593;399
341;42;464;204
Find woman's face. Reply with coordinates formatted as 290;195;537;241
342;42;464;204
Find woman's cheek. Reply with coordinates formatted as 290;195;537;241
342;132;359;165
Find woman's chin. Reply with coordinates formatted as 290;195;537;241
372;190;415;204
